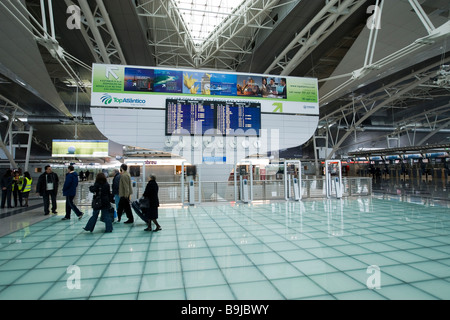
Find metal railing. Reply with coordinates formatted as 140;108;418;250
153;177;372;204
41;177;372;206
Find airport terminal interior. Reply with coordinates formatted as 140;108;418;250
0;0;449;300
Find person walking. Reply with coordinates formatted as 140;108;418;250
117;164;133;223
142;175;161;232
61;165;84;220
1;169;13;209
85;170;90;181
21;171;32;207
83;172;113;233
36;165;59;215
111;168;120;222
12;170;24;207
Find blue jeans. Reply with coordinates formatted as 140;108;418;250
84;207;113;232
114;194;120;219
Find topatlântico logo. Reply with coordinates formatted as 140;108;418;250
100;93;146;106
101;94;113;105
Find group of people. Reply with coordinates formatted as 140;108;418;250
78;170;91;181
83;164;161;233
236;77;287;98
11;164;160;234
1;169;33;209
82;163;161;233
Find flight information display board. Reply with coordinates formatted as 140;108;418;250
166;99;215;135
216;101;261;136
165;99;261;136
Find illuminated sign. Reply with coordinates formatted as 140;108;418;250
52;140;109;157
165;99;261;136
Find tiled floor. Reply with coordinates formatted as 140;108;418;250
0;196;449;300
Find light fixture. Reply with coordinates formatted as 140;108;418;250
16;79;26;87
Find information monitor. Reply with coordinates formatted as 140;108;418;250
166;99;261;137
166;99;215;135
215;101;261;136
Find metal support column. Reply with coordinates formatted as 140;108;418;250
24;126;33;171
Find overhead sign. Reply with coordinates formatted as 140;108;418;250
91;64;319;115
52;140;109;157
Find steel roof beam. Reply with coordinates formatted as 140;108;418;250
77;0;111;64
325;62;449;160
199;0;279;68
95;0;127;64
264;0;365;75
138;0;282;69
417;119;450;146
320;3;450;104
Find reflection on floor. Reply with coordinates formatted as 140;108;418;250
0;196;449;300
372;176;449;201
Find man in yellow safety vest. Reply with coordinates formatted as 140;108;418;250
21;171;33;207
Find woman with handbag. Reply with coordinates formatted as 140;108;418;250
83;172;113;233
142;175;161;232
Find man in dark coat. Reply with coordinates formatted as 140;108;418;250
36;165;59;215
142;175;161;232
61;165;84;220
1;169;13;209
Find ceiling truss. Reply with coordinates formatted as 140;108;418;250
0;0;90;98
72;0;127;66
318;55;450;159
137;0;284;70
319;0;450;104
265;0;366;76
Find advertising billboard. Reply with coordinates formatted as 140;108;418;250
91;64;319;115
52;140;109;157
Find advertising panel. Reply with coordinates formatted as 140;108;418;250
52;140;109;157
92;64;319;115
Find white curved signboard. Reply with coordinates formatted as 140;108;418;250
90;64;319;165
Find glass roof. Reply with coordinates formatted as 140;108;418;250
175;0;244;45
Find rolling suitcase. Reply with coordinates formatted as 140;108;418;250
131;200;149;224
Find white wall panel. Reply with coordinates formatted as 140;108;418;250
92;107;318;165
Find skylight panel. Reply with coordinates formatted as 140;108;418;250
175;0;243;45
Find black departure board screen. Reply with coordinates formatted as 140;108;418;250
166;99;215;135
216;102;261;136
166;99;261;136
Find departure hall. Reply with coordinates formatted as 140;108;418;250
0;0;449;303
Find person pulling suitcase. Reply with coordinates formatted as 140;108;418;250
142;175;161;232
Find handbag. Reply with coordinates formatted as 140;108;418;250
92;187;103;210
92;195;102;210
138;197;150;209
